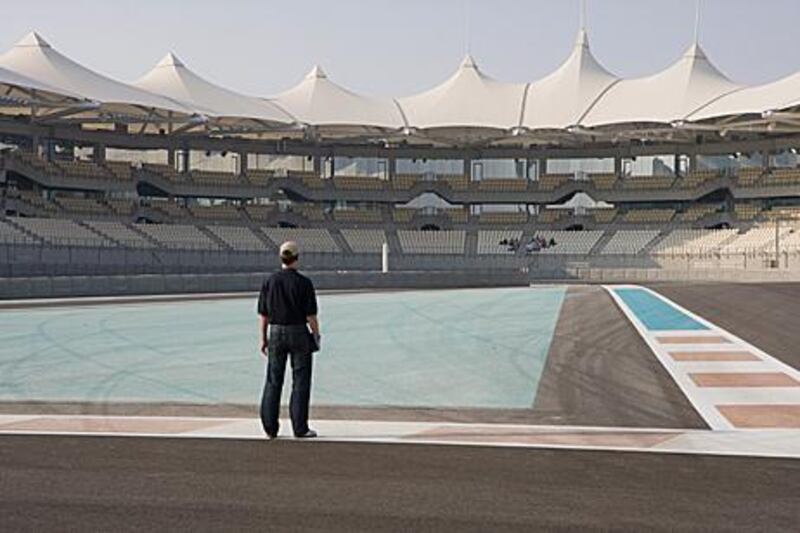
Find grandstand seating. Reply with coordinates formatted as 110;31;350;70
533;230;603;254
734;202;762;221
537;208;569;223
652;229;737;255
677;204;721;222
54;159;112;181
397;230;465;254
189;170;241;186
622;208;675;224
84;221;155;248
392;174;421;190
0;218;37;243
478;211;528;225
476;179;528;192
737;167;763;187
765;206;800;220
677;170;719;188
206;225;266;251
245;169;275;186
332;208;384;223
136;223;220;250
142;163;184;183
599;230;660;255
295;204;327;221
440;174;469;191
588;208;617;224
537;174;570;191
477;230;523;254
333;176;386;190
619;176;675;190
107;199;137;216
765;167;800;186
392;208;416;223
590;173;617;189
446;208;469;223
14;152;62;176
150;201;189;219
55;196;111;216
16;190;60;214
244;205;276;223
722;226;789;253
340;229;387;253
188;204;243;223
105;161;134;180
261;227;339;253
12;217;111;246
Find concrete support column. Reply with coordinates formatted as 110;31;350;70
614;157;622;176
464;157;472;180
538;158;547;176
94;144;106;164
689;153;698;173
387;156;396;181
238;151;248;176
673;154;680;177
180;149;190;174
313;154;322;178
167;149;176;168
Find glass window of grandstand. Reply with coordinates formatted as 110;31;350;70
188;150;239;174
331;156;388;179
545;158;614;180
248;154;314;176
621;155;675;178
395;158;463;180
471;159;527;181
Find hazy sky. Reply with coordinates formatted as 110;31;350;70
2;0;799;97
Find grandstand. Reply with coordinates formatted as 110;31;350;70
1;25;800;283
340;229;387;253
398;230;465;254
599;230;660;255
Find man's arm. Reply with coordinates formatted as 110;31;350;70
259;314;270;355
307;315;319;336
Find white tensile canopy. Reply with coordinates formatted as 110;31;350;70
134;53;294;129
0;32;192;123
398;55;527;135
1;29;800;143
581;43;740;127
271;65;404;135
689;70;800;122
522;30;618;131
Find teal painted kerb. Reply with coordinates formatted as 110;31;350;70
0;287;566;410
614;288;708;331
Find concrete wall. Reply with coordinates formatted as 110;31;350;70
0;270;530;299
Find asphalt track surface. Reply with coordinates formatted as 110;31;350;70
534;286;706;428
653;282;800;371
1;435;798;532
2;283;800;531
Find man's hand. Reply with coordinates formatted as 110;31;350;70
260;338;269;356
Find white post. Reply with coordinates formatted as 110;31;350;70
382;242;389;273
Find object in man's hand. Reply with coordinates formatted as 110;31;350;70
309;332;321;352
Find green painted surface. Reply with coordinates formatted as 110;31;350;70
0;287;566;409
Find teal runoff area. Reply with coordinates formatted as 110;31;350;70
0;287;566;409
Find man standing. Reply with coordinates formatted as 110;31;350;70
257;241;321;439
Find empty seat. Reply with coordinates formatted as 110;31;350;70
340;229;387;253
397;230;465;254
261;228;339;253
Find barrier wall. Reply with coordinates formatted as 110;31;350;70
0;270;531;299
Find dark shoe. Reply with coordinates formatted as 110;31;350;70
295;429;317;439
266;431;278;440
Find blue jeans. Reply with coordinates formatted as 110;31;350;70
260;324;313;437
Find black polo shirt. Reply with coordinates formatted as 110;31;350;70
257;269;318;325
